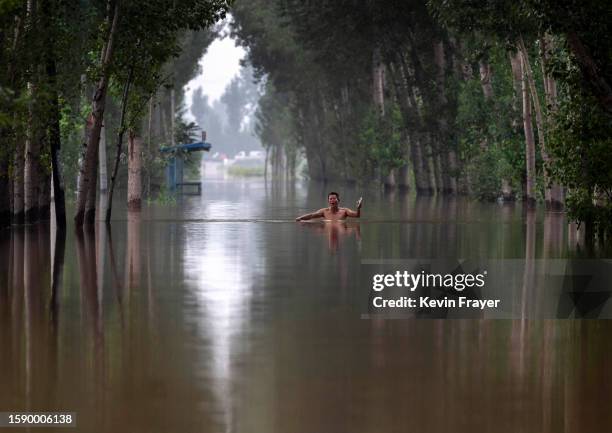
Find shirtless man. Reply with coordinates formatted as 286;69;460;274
295;192;362;221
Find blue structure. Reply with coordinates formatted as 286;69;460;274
160;141;211;194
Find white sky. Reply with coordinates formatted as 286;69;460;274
183;22;246;121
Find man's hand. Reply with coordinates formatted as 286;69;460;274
356;197;363;209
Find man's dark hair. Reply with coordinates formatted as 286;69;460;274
328;191;339;199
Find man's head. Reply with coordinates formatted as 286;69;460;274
328;191;339;207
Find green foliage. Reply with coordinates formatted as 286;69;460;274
466;145;514;201
548;72;612;233
147;184;177;206
358;105;405;179
454;43;525;199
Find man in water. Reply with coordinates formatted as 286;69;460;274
295;192;362;221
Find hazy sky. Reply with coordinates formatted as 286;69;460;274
183;20;246;120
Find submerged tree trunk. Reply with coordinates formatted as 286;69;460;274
75;0;119;227
47;72;66;227
433;40;457;194
411;135;433;195
84;141;98;224
540;35;564;209
127;132;142;211
99;124;108;193
24;83;41;224
23;0;40;224
0;147;9;228
106;63;133;223
7;17;23;224
13;140;25;223
170;87;176;147
520;52;536;207
38;170;51;220
396;162;410;191
264;147;269;180
372;46;385;117
518;37;551;203
398;57;435;194
147;98;153;196
373;45;396;188
433;149;443;193
41;0;66;227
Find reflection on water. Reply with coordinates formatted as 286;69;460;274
299;221;361;253
0;178;611;432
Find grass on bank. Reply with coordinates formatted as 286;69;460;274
227;166;265;177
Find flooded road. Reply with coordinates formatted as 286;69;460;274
1;177;612;432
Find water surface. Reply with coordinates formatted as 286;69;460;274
1;177;611;432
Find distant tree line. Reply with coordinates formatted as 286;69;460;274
0;0;230;229
231;0;612;239
190;65;261;158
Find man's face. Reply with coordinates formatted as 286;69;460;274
328;194;339;206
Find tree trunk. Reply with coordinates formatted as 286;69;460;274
384;169;397;190
22;0;40;224
38;170;51;220
477;54;494;151
521;52;537;207
509;51;523;119
147;97;153;196
75;0;119;227
170;87;176;147
411;135;433;195
99;124;108;193
0;147;9;228
397;163;410;191
48;77;66;227
479;58;494;100
387;61;421;193
433;150;443;193
106;63;133;222
264;147;269;180
160;104;169;145
85;139;98;224
40;0;65;227
13;139;25;223
125;210;141;302
540;34;558;112
372;46;385;117
540;35;564;209
518;37;551;203
508;51;523;202
372;47;393;187
24;83;41;224
127;132;142;211
6;18;23;225
433;40;456;194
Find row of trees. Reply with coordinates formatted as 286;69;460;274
231;0;612;238
0;0;230;229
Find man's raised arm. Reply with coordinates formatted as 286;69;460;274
296;209;324;221
346;197;363;218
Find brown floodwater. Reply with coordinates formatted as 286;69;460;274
1;176;611;432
